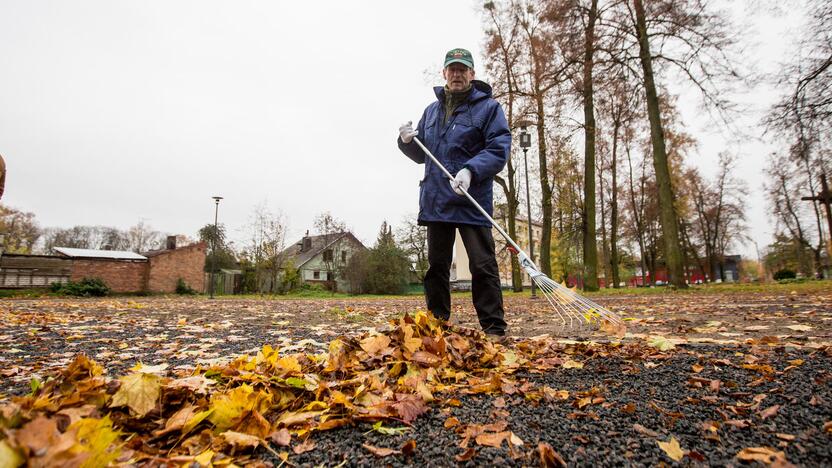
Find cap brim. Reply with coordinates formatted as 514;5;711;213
444;58;474;69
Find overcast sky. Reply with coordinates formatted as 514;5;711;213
0;1;804;259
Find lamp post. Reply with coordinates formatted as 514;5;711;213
209;196;223;299
519;125;536;298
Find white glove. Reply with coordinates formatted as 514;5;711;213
452;168;472;195
399;121;418;143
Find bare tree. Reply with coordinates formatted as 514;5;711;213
483;0;525;291
244;203;289;293
313;211;348;291
396;215;428;283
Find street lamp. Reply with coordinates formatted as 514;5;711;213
518;123;536;298
209;196;223;299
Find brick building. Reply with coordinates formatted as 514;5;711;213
0;238;206;293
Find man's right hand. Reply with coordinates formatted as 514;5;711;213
399;121;418;143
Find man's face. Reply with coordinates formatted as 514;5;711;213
443;63;475;92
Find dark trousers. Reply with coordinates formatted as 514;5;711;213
424;222;507;335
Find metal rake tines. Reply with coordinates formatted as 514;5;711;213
530;272;623;331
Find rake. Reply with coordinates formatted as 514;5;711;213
413;137;624;335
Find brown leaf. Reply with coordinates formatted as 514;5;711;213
362;443;400;457
759;404;781;420
475;431;509;448
633;423;659;438
411;351;441;367
537;442;567;468
455;447;477;462
724;419;752;428
393;396;429;423
360;334;391;356
621;403;636;414
401;439;417;457
219;431;260;451
736;446;789;465
268;428;291;446
293;439;316;455
691;364;704;373
154;405;199;437
444;416;460;429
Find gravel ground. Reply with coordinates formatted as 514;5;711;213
2;294;831;466
273;344;832;467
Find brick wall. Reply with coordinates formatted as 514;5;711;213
147;242;206;293
70;259;147;293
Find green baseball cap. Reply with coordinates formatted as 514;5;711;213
444;48;474;69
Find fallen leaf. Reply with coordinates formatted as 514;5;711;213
475;431;509;448
537;442;567;468
736;446;789;464
220;431;260;450
444;416;460;429
362;443;400;457
562;359;584;369
455;447;477;462
657;436;685;462
269;428;291;446
360;334;391;356
759;404;781;420
293;439;316;455
785;324;812;332
401;439;417;457
647;336;676;351
633;423;659;438
110;372;161;418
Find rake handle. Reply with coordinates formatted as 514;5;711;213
412;136;537;269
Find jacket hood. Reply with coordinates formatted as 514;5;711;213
433;79;493;102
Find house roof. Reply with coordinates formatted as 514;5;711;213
54;247;147;260
281;232;366;269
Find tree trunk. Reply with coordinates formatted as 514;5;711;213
582;0;600;291
632;0;688;289
535;92;553;276
609;116;621;288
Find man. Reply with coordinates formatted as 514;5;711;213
397;48;511;339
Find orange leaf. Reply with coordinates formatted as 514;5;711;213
362;444;401;457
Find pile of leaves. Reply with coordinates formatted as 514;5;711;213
0;311;639;466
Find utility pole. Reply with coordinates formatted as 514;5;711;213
209;196;223;298
519;125;536;298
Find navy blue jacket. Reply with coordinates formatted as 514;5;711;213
398;80;510;227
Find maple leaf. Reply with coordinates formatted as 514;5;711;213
393;395;430;423
276;355;302;375
110;372;161;418
208;384;272;431
165;375;214;394
360;334;392;356
234;409;272;438
657;436;685;462
68;416;123;467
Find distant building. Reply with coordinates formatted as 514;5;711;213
0;236;206;293
280;231;367;291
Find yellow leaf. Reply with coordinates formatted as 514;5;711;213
401;323;422;354
276;355;302;375
657;436;685;462
130;362;168;374
786;324;812;332
194;449;215;467
183;409;214;435
209;384;273;431
0;439;24;468
70;416;122;468
110;372;161;417
647;336;676;351
562;360;584;369
154;405;198;436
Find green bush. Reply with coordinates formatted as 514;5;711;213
51;278;110;297
175;278;198;295
773;269;797;281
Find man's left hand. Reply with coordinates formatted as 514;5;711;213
452;168;472;196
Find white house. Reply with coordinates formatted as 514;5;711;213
280;231;367;291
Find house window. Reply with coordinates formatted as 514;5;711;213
323;249;333;262
313;271;320;279
341;251;347;263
